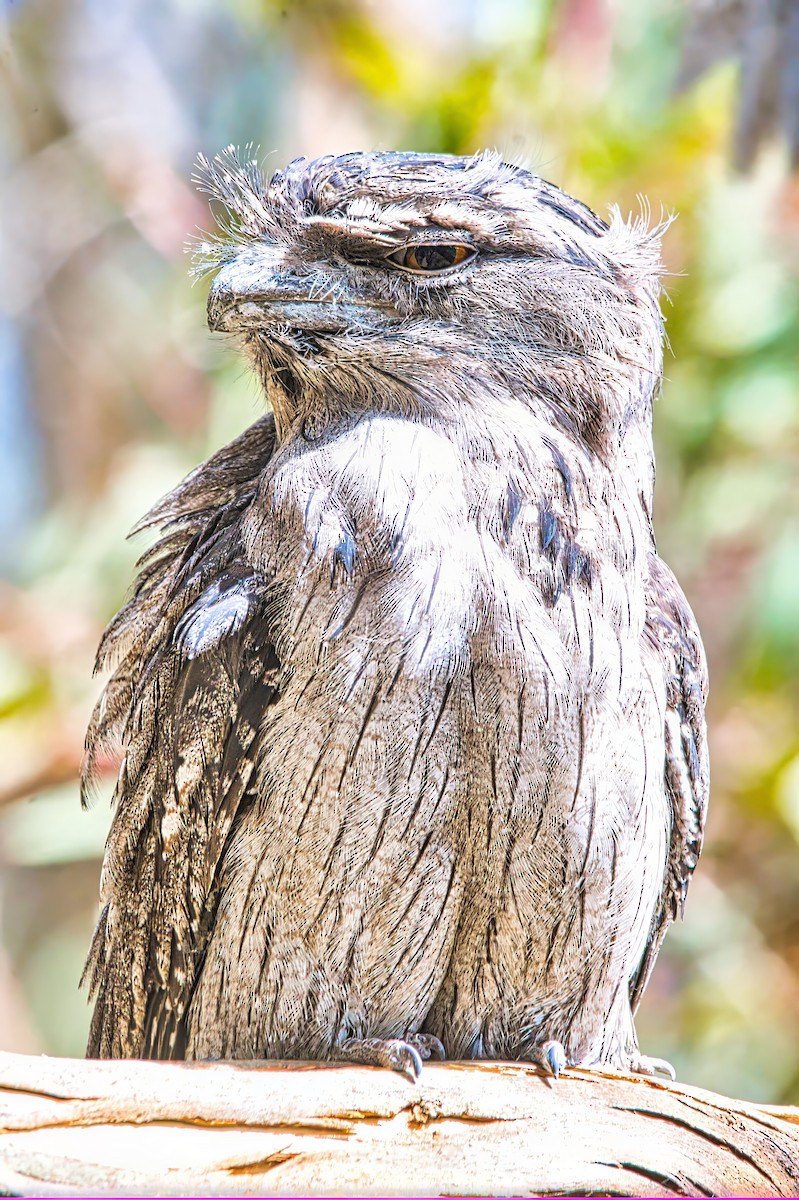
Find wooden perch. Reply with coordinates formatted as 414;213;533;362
0;1052;797;1196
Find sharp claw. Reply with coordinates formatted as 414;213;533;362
541;1039;567;1079
338;1035;429;1081
392;1044;423;1082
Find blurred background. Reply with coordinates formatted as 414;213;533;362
0;0;798;1104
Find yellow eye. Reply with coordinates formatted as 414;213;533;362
386;244;476;273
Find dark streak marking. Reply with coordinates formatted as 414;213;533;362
343;680;383;781
537;187;607;237
428;765;451;823
343;655;370;702
506;865;523;928
414;626;434;669
406;707;432;783
575;968;593;1022
607;839;618;911
486;919;504;995
385;650;408;697
570;708;587;814
539;502;559;554
542;437;574;503
440;865;458;922
421;677;454;760
294;585;318;634
544;918;562;979
577;784;598;940
321;813;350;884
542;670;551;723
365;793;394;865
295;742;331;840
516;681;526;757
238;838;280;957
505;481;523;536
342;917;363;977
399;764;438;842
388;876;427;938
400;831;434;887
310;890;334;929
331;534;357;583
328;574;375;639
405;930;437;974
424;558;442;615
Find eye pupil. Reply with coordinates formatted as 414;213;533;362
412;245;458;270
387;243;474;273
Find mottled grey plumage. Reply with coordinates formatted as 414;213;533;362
82;149;709;1078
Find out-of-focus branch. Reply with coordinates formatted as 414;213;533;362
678;0;799;170
0;759;79;811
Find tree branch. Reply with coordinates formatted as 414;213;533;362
0;1052;796;1196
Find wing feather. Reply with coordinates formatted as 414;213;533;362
630;553;709;1012
82;415;279;1058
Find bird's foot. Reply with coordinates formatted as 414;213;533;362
408;1032;446;1062
338;1033;444;1082
628;1052;676;1080
530;1038;567;1080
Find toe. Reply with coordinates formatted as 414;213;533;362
630;1053;676;1080
338;1035;425;1081
407;1032;446;1061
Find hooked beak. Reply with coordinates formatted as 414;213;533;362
207;246;394;333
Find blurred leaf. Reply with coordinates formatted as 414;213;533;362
0;785;112;869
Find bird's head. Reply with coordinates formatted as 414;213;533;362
197;149;666;452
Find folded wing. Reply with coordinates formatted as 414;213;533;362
82;416;279;1058
630;553;709;1012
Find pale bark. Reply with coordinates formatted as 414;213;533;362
0;1051;797;1196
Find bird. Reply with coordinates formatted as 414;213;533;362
81;148;709;1082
